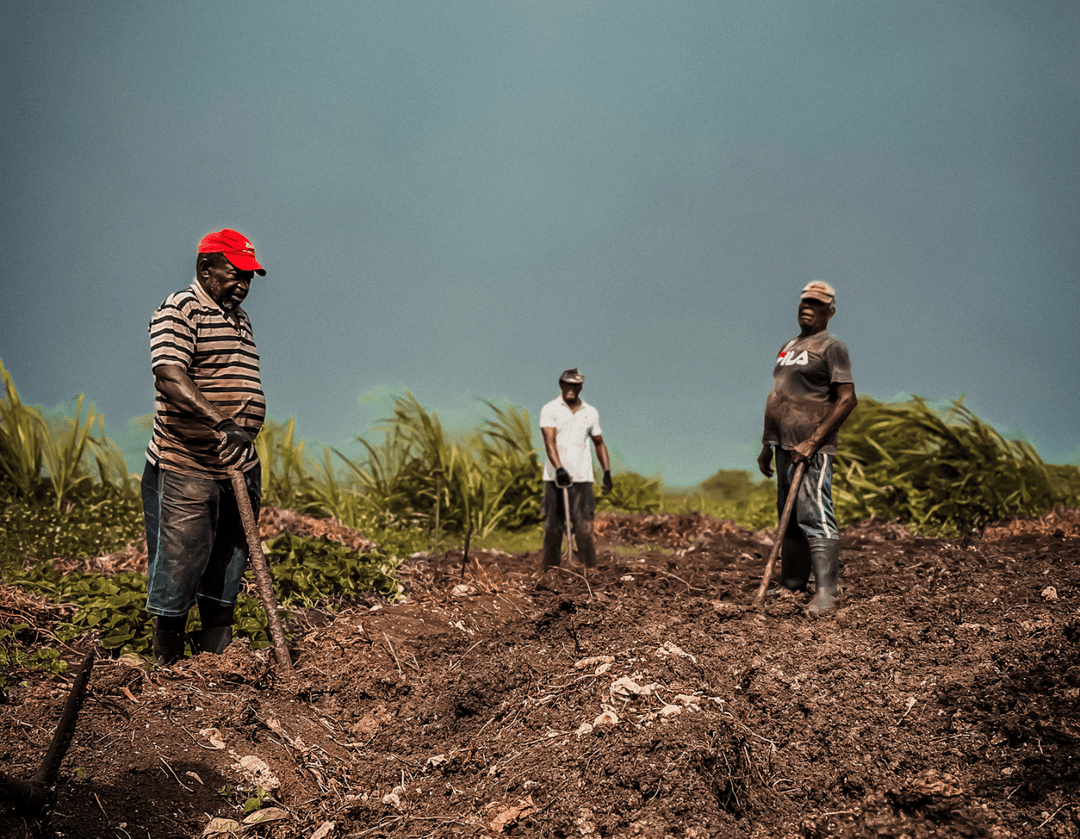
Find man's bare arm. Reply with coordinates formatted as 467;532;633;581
591;435;611;472
541;426;562;471
153;365;251;464
154;365;229;427
792;383;857;462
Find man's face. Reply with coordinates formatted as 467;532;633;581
200;256;255;311
797;297;834;334
560;381;583;405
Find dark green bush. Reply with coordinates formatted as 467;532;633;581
835;396;1075;536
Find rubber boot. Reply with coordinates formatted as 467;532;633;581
153;615;188;665
191;601;235;655
807;538;841;614
191;626;233;654
541;525;563;572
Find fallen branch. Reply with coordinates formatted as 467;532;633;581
0;649;95;820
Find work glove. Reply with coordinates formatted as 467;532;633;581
602;470;613;494
554;467;572;488
215;419;253;466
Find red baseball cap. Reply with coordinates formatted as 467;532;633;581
197;229;266;275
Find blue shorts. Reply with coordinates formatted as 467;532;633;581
774;448;838;540
142;460;261;617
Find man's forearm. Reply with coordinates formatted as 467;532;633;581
800;385;857;454
154;366;229;428
540;428;563;471
595;440;611;473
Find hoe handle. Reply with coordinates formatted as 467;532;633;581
562;485;574;565
754;461;806;608
228;467;293;672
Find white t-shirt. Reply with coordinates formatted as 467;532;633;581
539;397;603;483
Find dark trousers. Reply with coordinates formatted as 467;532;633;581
541;482;597;569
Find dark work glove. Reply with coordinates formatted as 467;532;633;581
602;470;613;494
215;419;252;466
554;467;572;488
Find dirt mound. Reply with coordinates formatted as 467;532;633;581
982;507;1080;541
2;511;1079;838
258;506;378;553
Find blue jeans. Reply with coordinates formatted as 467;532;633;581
142;460;261;618
774;448;838;540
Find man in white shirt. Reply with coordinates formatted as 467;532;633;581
539;368;612;572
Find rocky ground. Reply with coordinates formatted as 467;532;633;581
2;509;1078;839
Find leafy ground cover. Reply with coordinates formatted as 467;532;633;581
2;507;1078;838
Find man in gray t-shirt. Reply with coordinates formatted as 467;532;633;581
757;281;857;614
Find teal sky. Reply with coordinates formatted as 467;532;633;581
2;1;1077;485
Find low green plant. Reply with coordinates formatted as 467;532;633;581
265;533;405;607
0;623;68;690
219;783;278;814
5;532;405;661
0;481;143;567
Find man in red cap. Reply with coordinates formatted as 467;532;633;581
142;229;267;664
757;281;857;614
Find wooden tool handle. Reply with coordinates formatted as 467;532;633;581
229;467;293;672
753;461;806;608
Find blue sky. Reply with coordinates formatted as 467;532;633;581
2;1;1077;485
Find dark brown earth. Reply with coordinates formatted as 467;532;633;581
2;509;1079;839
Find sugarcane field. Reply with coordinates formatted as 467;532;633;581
2;369;1079;839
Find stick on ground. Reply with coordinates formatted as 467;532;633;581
753;461;806;610
0;648;95;819
562;485;574;566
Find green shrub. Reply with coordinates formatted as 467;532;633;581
835;396;1072;536
663;469;776;530
596;471;662;514
1;360;135;508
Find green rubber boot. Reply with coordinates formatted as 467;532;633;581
807;538;841;614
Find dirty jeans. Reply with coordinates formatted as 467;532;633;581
142;460;260;618
774;448;838;540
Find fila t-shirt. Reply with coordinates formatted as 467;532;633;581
762;330;853;455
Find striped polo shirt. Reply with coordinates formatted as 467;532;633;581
146;280;266;478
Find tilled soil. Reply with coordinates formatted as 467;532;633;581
2;510;1079;839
